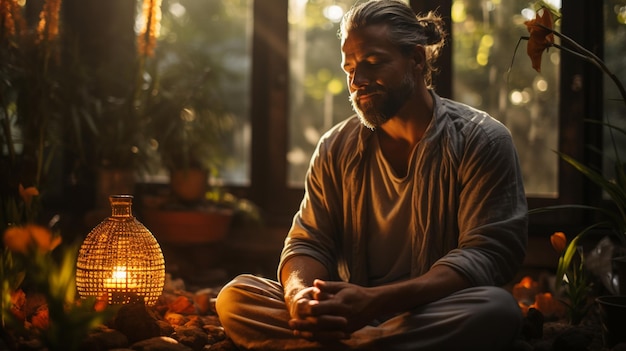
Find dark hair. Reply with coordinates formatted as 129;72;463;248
339;0;447;88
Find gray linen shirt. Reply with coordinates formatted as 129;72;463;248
279;91;528;287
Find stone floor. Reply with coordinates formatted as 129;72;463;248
5;225;617;351
3;271;622;351
158;231;624;351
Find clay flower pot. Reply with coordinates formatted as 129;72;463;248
169;168;208;204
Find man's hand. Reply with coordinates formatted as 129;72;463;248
287;285;349;341
288;279;378;341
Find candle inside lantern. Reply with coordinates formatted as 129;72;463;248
103;266;140;304
76;195;166;306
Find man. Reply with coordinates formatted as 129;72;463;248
216;1;528;350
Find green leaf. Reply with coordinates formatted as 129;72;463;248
554;222;609;292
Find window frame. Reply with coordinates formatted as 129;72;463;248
233;0;607;236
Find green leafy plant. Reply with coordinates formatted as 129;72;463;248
1;0;64;230
550;232;592;324
145;67;229;172
1;226;117;351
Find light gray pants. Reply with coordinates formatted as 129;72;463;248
215;274;522;351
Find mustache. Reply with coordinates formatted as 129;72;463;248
349;88;384;102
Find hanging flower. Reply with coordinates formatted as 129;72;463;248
524;8;554;72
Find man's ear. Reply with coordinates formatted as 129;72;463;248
411;45;427;71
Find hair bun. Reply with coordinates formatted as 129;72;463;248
418;12;446;47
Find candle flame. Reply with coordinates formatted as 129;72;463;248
112;266;128;280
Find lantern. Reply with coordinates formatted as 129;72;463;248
76;195;165;305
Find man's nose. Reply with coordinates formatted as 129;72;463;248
350;68;369;90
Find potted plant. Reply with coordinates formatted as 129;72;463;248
144;66;229;204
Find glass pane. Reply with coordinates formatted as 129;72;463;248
452;0;560;197
603;1;626;182
287;0;407;187
149;0;252;185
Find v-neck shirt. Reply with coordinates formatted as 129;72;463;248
365;134;418;285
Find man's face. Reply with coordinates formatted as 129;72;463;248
341;24;416;129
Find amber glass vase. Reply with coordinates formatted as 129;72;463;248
75;195;165;305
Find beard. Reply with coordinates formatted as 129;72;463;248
349;72;415;130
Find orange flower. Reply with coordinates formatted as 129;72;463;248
530;292;566;319
524;8;554;72
10;289;26;322
18;184;39;207
3;224;61;254
31;304;49;330
0;0;25;40
36;0;62;44
550;231;567;254
137;0;162;57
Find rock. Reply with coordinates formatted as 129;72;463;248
200;315;220;326
204;339;238;351
114;302;162;344
130;336;193;351
158;320;175;337
522;307;544;340
81;328;129;351
173;326;209;351
203;325;225;344
165;312;188;326
193;292;216;315
168;296;197;315
184;316;204;328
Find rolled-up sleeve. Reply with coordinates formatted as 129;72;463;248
278;131;344;281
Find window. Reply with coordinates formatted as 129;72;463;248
210;0;619;232
154;0;252;185
452;0;561;198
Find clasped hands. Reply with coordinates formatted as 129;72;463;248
287;279;375;342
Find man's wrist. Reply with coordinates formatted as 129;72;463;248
283;271;306;303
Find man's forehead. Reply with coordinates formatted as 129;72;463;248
341;24;391;51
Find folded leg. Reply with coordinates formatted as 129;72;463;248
216;274;522;351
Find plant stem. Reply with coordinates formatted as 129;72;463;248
539;24;626;106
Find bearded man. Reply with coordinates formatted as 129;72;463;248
216;1;528;350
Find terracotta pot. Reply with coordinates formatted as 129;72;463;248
169;168;208;204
